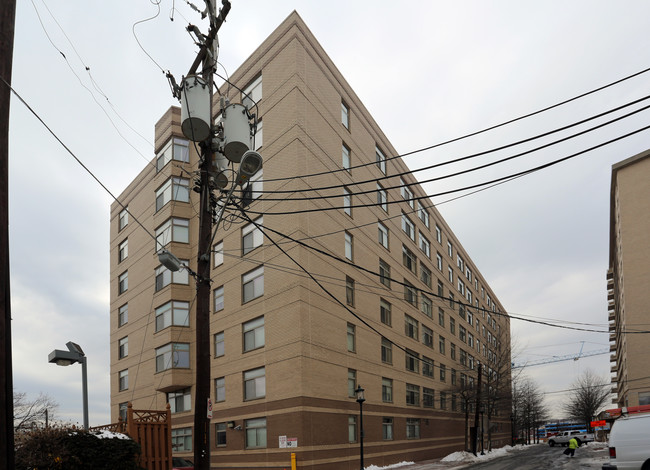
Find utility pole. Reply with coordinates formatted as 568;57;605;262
472;362;483;456
0;0;16;468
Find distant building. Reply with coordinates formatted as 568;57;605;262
608;149;650;408
109;11;512;469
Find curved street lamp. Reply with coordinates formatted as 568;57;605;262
355;385;365;470
48;341;88;430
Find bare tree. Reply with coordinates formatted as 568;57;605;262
562;369;611;430
513;375;548;444
13;390;58;431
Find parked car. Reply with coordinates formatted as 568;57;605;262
603;413;650;470
548;430;595;447
172;457;194;470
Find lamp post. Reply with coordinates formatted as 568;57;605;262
355;385;365;470
48;341;88;430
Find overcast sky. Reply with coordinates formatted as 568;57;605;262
8;1;650;426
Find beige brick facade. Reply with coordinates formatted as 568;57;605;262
608;149;650;408
110;12;512;469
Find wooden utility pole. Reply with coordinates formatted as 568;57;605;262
0;0;16;468
472;362;483;456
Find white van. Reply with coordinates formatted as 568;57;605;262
603;413;650;469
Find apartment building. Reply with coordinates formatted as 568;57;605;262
109;12;512;469
608;149;650;408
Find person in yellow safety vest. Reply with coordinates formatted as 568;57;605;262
567;437;579;457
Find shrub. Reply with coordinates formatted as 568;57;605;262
15;425;143;470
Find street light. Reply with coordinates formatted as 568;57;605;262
48;341;88;430
355;385;365;470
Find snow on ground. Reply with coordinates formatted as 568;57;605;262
365;462;415;470
441;444;532;464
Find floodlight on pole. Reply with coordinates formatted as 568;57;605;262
158;249;182;272
48;342;89;430
235;150;262;186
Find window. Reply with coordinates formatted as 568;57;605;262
377;183;388;212
451;343;457;360
118;271;128;294
459;326;467;343
242;266;264;303
156;343;190;372
119;207;128;231
418;233;430;258
448;266;454;283
244;367;266;400
400;178;414;208
243;316;265;352
468;333;474;348
157;137;190;171
404;280;417;307
381;338;393;364
119;369;128;391
440;392;447;410
242;74;262;107
378;221;389;249
156;218;189;249
423;387;435;408
459;304;466;321
118;337;128;359
347;323;356;352
422;325;433;348
421;295;432;318
346;277;355;307
245;418;267;449
418;202;430;228
155;300;190;332
215;377;225;402
380;299;392;326
155;262;189;291
345;232;353;261
460;349;467;366
406;383;420;406
213;286;224;312
250;169;263;200
119;402;128;422
447;241;453;257
435;225;442;244
382;417;394;440
348;369;357;397
449;292;455;310
379;259;391;287
118;304;128;327
451;368;457;386
438;307;445;327
458;279;465;296
214;331;224;357
376;146;386;174
168;388;191;413
341;101;350;129
439;363;446;382
450;317;456;335
405;349;419;373
451;393;457;411
348;416;357;443
343;187;352;216
171;427;192;452
118;239;128;263
422;356;434;377
253;119;263;150
215;422;227;447
405;315;419;339
401;214;415;241
382;377;393;403
457;254;465;271
213;241;223;267
438;280;444;297
342;143;351;171
406;418;420;439
420;263;432;288
439;336;446;355
242;217;263;254
402;245;416;274
155;177;190;211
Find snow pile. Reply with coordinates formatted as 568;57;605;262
91;430;131;440
364;462;414;470
441;444;532;463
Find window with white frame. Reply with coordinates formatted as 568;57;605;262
171;427;192;452
402;245;416;274
119;207;128;231
377;183;388;212
252;119;263;150
438;307;445;327
118;239;128;263
347;323;356;352
383;417;394;440
213;241;223;267
242;266;264;303
400;178;414;208
242;217;263;255
378;221;389;249
418;202;430;228
405;315;419;340
448;266;453;283
407;418;421;438
341;101;350;129
118;337;128;359
458;279;465;296
348;369;357;397
119;369;128;391
118;271;128;295
381;338;392;364
380;298;392;326
422;326;433;348
156;137;189;172
155;300;190;332
250;169;263;200
214;331;224;357
435;224;442;244
420;263;432;288
379;259;390;287
168;388;191;413
436;252;443;271
343;187;352;216
118;304;128;327
155;343;190;372
155;262;189;291
376;146;386;174
421;294;432;318
215;377;225;402
346;277;355;307
348;415;357;443
439;335;446;355
404;280;417;307
155;217;189;248
419;232;430;258
215;422;227;447
406;383;420;406
402;213;415;241
244;367;266;400
447;241;453;257
213;286;224;312
382;377;393;403
243;316;265;352
342;143;351;171
155;177;190;211
242;74;262;107
345;232;353;261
